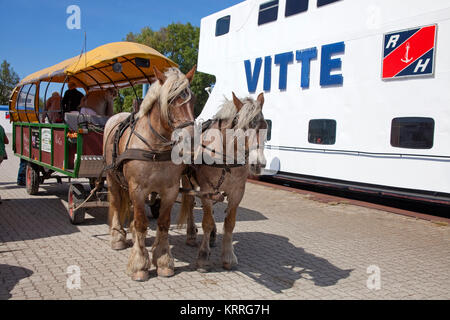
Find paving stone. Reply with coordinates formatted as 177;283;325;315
0;138;449;299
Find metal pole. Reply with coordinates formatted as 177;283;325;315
143;83;149;99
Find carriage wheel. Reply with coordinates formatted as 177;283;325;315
68;183;87;225
26;164;40;195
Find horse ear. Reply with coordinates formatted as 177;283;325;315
186;64;196;83
153;66;167;84
257;92;264;109
232;92;244;112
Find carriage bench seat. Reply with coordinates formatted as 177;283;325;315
64;112;110;132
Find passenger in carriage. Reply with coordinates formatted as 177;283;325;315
42;92;62;123
79;88;117;117
61;81;84;113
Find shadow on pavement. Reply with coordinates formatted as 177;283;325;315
0;197;80;243
167;231;353;293
0;264;33;300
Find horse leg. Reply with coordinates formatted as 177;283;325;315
126;190;150;281
222;203;239;270
180;175;197;246
196;197;215;272
186;196;198;247
108;173;128;250
152;188;178;277
210;221;217;248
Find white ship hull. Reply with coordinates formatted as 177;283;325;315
198;0;450;202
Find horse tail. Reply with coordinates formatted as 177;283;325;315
177;192;195;228
119;188;132;226
107;185;132;227
177;175;195;228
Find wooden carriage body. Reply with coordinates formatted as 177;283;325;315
8;42;177;223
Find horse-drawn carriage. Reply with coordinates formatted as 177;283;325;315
8;42;178;224
9;41;268;280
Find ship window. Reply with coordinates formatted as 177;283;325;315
285;0;309;17
266;119;272;141
317;0;341;7
258;0;279;26
215;15;231;36
391;117;434;149
308;119;336;145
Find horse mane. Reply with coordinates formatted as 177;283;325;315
136;67;191;120
213;96;263;129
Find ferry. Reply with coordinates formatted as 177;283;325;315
197;0;450;204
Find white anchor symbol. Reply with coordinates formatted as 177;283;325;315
401;42;413;63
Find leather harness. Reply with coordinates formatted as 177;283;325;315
104;108;194;190
102;107;260;201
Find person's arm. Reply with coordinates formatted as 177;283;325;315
4;134;9;144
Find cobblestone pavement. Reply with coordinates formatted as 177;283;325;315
0;137;449;300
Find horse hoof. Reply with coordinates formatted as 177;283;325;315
197;267;210;273
186;239;197;247
222;262;235;270
196;261;211;273
111;241;127;251
157;267;174;277
131;270;149;282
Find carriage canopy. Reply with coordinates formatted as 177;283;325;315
9;41;178;122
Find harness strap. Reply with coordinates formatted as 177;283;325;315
107;112;175;190
114;148;173;168
148;111;172;145
200;143;247;167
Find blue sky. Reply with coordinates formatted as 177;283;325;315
0;0;243;79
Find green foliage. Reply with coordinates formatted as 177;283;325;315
113;85;143;113
126;23;215;117
0;60;20;105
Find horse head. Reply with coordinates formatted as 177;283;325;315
152;65;196;133
231;92;267;175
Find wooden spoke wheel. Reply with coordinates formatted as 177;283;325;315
26;164;40;195
68;183;87;225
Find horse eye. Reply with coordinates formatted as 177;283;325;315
179;89;189;100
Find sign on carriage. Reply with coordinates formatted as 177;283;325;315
41;128;52;153
31;128;40;149
382;25;437;79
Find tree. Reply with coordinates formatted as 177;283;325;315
125;23;215;117
0;60;20;105
113;85;143;114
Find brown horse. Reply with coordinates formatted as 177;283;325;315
178;92;267;271
103;66;196;281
